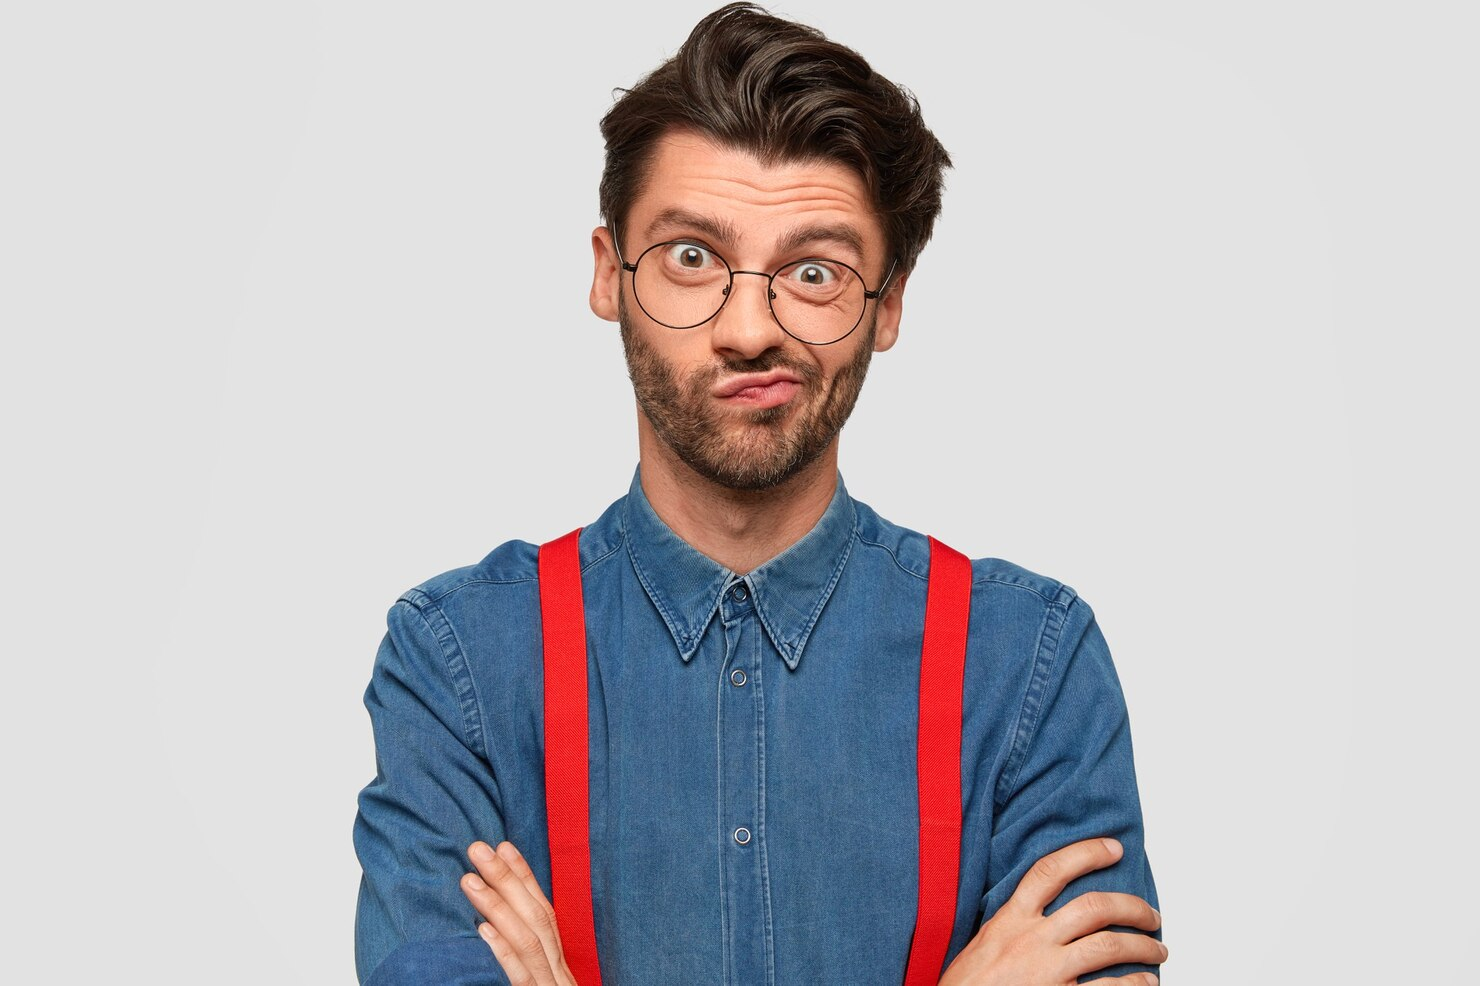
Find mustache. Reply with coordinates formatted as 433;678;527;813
699;353;818;388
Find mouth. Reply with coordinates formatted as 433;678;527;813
713;371;804;410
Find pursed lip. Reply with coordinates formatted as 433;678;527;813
713;370;804;398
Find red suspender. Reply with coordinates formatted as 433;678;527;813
539;527;971;986
538;527;603;986
903;535;973;985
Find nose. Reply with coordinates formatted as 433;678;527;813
710;271;787;359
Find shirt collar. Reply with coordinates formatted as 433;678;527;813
621;463;858;671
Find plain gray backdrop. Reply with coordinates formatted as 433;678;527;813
3;1;1474;982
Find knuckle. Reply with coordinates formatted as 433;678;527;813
1079;892;1113;921
532;906;557;936
512;927;543;955
1027;854;1061;885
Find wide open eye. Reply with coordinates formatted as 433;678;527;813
664;242;717;271
785;261;840;287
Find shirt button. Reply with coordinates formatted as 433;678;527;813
733;826;752;845
730;669;747;686
731;584;748;602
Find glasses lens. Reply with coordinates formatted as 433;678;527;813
770;259;866;344
632;242;731;329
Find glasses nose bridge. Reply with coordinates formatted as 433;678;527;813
719;267;777;312
727;268;775;294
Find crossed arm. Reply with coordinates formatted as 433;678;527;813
355;595;1164;984
458;836;1166;986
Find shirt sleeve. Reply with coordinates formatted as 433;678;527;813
980;593;1162;983
353;596;513;986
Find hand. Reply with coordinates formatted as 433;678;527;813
937;837;1167;986
462;840;578;986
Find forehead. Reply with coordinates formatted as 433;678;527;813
627;130;883;261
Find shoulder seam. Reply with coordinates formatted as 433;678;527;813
857;532;1064;604
971;574;1057;603
856;532;927;582
396;589;489;760
425;575;535;605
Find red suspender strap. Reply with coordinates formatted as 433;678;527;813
537;527;603;986
903;535;973;986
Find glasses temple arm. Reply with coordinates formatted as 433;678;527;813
609;222;638;272
867;257;901;299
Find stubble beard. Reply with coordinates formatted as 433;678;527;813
618;292;877;492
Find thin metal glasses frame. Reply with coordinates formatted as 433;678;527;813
611;224;899;347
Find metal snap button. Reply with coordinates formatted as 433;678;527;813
730;668;747;686
733;826;752;845
731;584;749;601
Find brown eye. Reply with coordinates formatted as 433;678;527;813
788;262;837;287
665;243;714;270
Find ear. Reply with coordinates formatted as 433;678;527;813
872;270;908;353
590;226;622;323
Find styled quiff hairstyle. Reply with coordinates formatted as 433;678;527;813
598;2;952;286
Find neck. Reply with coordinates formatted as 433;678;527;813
635;416;840;575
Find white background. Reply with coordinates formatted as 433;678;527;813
3;1;1475;982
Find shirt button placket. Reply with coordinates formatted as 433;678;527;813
718;576;767;985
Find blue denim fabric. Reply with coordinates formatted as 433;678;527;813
353;463;1160;984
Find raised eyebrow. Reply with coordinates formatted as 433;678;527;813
776;223;866;263
646;209;741;249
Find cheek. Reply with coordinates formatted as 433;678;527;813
668;347;713;381
818;350;857;383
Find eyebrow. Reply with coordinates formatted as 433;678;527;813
645;208;867;264
647;209;742;250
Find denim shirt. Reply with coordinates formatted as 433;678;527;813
353;464;1160;985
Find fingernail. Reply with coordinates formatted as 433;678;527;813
1101;838;1122;857
471;843;494;862
466;873;486;890
1147;976;1159;985
479;922;496;942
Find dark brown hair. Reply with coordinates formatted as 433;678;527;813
598;2;952;286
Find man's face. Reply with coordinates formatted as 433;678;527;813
590;130;905;492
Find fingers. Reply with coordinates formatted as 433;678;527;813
464;842;559;982
1067;930;1168;975
1085;975;1159;986
479;922;536;984
1049;890;1161;944
492;841;563;945
1011;837;1126;914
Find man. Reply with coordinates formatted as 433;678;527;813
353;4;1164;984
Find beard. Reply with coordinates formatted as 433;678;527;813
618;291;877;492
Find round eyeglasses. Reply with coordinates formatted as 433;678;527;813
612;227;898;346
